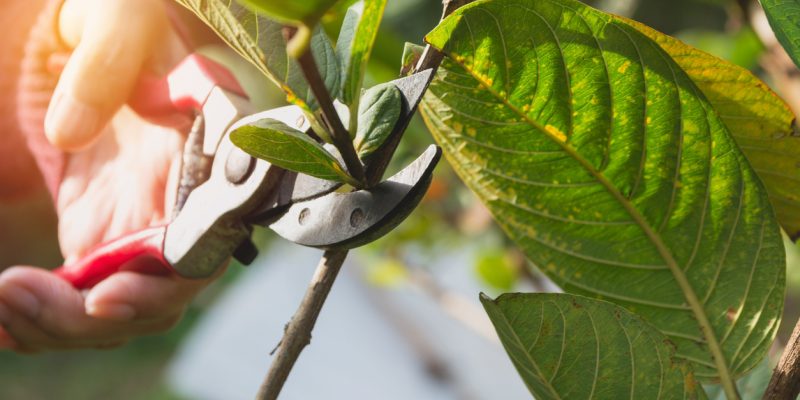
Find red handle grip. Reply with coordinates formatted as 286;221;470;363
128;53;247;127
54;226;172;290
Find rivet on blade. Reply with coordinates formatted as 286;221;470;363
298;208;311;225
349;208;365;227
225;147;256;184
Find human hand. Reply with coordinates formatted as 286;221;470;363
0;0;219;352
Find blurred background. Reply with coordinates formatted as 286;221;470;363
1;0;800;398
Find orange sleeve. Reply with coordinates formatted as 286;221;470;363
0;0;49;203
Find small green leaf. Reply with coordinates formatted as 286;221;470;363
759;0;800;69
400;42;426;76
231;118;357;185
173;0;340;111
354;83;401;158
336;0;388;105
481;293;705;399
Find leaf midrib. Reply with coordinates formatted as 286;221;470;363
428;10;738;392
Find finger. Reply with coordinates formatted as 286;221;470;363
0;267;168;350
45;0;177;151
0;267;118;341
0;267;189;351
85;261;218;322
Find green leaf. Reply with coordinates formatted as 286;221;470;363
173;0;341;111
354;83;401;158
481;293;705;399
420;0;786;389
759;0;800;70
236;0;341;24
622;16;800;238
230;118;356;184
400;42;426;76
336;0;388;105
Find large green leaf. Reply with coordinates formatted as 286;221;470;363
420;0;786;390
173;0;341;111
230;118;357;185
336;0;388;106
236;0;341;24
759;0;800;70
482;293;704;399
622;16;800;238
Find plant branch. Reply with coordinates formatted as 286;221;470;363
257;250;347;400
258;2;474;398
763;317;800;399
363;0;473;187
290;28;366;186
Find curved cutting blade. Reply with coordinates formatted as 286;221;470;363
269;145;442;250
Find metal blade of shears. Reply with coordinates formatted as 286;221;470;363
263;69;440;249
269;145;440;249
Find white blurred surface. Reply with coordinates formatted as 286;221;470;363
168;242;531;400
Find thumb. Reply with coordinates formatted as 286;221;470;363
44;0;177;152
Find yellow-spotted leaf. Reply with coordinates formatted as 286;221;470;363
481;293;705;399
174;0;341;112
622;16;800;238
420;0;785;395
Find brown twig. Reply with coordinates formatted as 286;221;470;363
257;250;347;400
257;2;474;398
763;318;800;399
290;28;367;186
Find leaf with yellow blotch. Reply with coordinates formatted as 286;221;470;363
420;0;786;393
622;16;800;238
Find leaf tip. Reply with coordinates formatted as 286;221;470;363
479;292;495;304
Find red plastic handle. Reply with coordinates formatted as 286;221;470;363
128;53;247;127
54;226;172;290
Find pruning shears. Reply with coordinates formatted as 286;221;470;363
54;53;439;289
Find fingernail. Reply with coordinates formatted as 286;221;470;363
44;90;101;151
86;303;136;322
3;287;40;320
